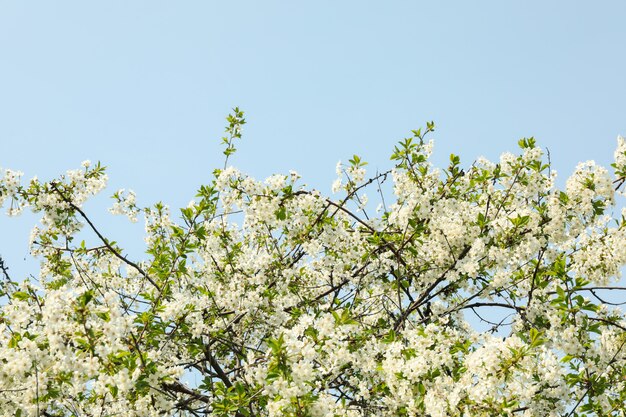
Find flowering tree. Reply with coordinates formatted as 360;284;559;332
1;110;626;417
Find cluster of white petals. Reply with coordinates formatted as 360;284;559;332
110;188;139;222
2;123;626;416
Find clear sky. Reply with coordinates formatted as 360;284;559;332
1;1;626;277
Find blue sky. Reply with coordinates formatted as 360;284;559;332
1;1;626;277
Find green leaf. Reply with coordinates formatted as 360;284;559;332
8;333;21;349
78;290;94;307
95;311;111;322
383;330;396;344
275;206;287;221
12;291;30;301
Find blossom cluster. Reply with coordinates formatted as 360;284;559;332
1;117;626;416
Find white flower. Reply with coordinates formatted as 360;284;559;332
331;178;342;193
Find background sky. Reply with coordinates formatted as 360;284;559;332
1;1;626;279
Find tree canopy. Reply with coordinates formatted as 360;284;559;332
1;110;626;416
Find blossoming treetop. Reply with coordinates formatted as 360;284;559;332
1;110;626;416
